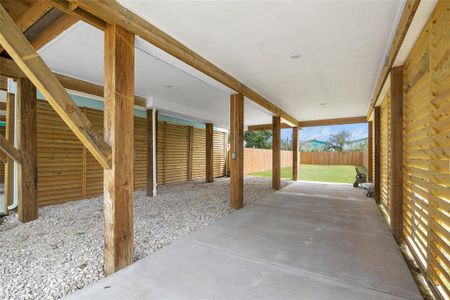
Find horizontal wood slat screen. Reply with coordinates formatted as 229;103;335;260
35;101;226;206
402;2;450;298
380;93;391;220
0;126;5;182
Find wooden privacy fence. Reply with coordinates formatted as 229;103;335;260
243;148;368;174
301;151;368;168
36;101;227;206
244;148;292;174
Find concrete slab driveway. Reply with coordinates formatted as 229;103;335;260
66;181;421;300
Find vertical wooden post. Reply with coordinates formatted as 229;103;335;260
206;123;214;183
390;66;403;241
81;107;87;199
292;127;298;181
374;106;381;204
146;109;155;196
103;24;135;275
230;94;244;209
368;121;373;182
4;92;15;211
17;78;37;222
272;116;281;190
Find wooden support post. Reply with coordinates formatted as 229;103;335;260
272;116;281;190
368;121;373;182
292;127;299;181
146;109;155;196
230;94;244;209
17;78;37;222
206;123;214;183
389;66;403;241
374;106;381;204
103;24;135;275
5;92;14;209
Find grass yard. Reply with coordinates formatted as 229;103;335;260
251;164;367;183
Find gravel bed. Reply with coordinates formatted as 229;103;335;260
0;176;288;300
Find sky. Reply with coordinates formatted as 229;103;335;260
281;123;368;142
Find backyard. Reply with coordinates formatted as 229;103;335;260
251;164;367;183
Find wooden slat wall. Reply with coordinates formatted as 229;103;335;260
403;2;450;298
0;126;5;182
371;122;375;182
192;127;206;180
380;93;391;219
34;102;227;206
37;101;83;205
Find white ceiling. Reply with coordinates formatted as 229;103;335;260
120;0;405;121
38;1;407;127
38;22;273;129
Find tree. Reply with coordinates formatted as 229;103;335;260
326;130;352;152
281;137;292;150
244;130;272;149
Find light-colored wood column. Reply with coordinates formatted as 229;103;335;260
389;66;404;241
272;116;281;190
368;121;373;182
374;106;381;204
230;94;244;209
103;24;135;275
206;123;214;183
4;92;14;210
146;109;155;196
292;127;299;181
17;78;37;222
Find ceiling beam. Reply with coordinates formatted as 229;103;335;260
298;116;367;127
0;57;146;107
47;0;106;30
247;123;292;131
0;0;52;53
366;0;420;118
62;0;298;126
0;3;112;169
30;13;78;50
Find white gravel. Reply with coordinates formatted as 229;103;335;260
0;176;288;300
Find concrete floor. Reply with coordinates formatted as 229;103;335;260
66;181;421;300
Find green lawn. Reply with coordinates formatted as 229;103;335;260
250;164;367;183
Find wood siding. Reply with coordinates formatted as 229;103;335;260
36;101;226;206
402;2;449;298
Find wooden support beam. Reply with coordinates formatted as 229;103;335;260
0;135;21;163
69;0;298;126
16;78;37;222
272;116;281;190
368;121;373;182
298;116;367;127
48;0;106;30
0;0;52;53
0;150;6;163
374;106;381;204
146;109;155;197
389;66;403;241
292;127;299;181
30;14;78;50
367;0;420;118
205;123;214;183
0;57;147;107
0;4;112;169
230;94;244;209
5;92;15;208
247;123;291;132
103;23;135;275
